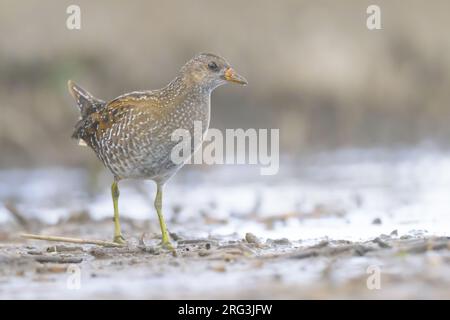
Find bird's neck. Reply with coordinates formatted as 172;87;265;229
161;74;211;132
163;74;212;97
159;75;211;126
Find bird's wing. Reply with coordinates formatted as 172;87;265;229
74;91;164;148
103;91;165;127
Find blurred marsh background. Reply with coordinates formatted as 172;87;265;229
1;0;450;168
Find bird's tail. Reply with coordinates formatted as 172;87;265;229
67;80;105;117
68;80;106;145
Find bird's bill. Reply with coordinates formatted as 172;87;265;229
223;68;248;85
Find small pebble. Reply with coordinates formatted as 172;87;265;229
245;233;260;244
373;237;391;248
198;250;210;257
372;218;382;225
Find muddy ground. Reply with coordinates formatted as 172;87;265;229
1;152;450;299
1;217;450;299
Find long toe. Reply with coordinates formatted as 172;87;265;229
113;235;127;245
161;241;177;256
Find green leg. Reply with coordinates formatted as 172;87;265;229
154;183;174;251
111;179;126;244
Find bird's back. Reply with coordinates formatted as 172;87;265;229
68;81;210;181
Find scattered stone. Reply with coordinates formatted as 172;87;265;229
245;233;260;244
89;248;112;259
373;237;391;248
372;218;382;225
390;230;398;237
198;250;211;257
353;245;374;256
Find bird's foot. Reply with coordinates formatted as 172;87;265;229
113;234;127;245
160;240;177;256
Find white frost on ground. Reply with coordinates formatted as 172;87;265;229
0;148;449;242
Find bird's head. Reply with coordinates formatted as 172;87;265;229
180;53;247;90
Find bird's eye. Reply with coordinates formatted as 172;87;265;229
208;61;219;71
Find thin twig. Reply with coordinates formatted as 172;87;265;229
21;233;123;248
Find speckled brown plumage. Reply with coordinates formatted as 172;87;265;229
68;53;247;247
